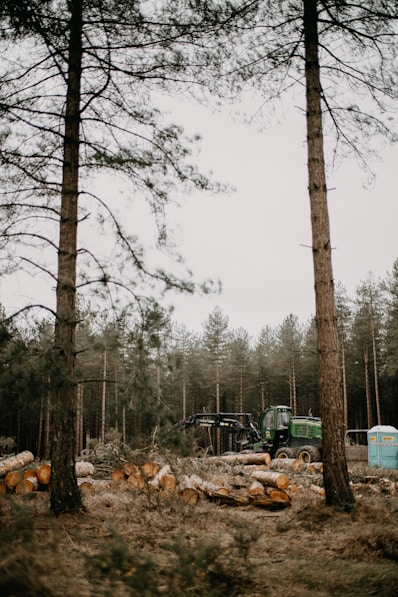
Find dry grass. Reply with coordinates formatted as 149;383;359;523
1;459;398;596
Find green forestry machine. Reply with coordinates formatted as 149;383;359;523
172;405;323;462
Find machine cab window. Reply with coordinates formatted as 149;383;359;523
262;409;275;430
277;411;290;429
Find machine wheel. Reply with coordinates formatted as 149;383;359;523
297;445;321;463
275;447;296;459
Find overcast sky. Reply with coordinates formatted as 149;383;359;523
159;98;398;337
1;96;397;338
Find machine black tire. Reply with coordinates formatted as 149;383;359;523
297;445;321;463
275;447;296;459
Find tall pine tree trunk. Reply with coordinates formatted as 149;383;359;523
50;0;84;515
101;350;107;444
371;319;381;424
364;344;373;428
341;338;348;428
303;0;354;508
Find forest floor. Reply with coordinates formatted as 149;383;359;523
1;451;398;597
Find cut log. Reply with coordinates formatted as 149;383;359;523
79;482;96;494
0;480;7;494
23;469;37;480
159;473;177;492
123;462;140;476
141;461;160;479
149;464;172;490
0;451;34;477
5;470;23;490
77;478;112;490
243;464;270;474
248;480;266;496
309;484;325;496
37;464;51;485
264;487;291;502
111;469;127;484
206;452;271;466
210;491;249;506
23;475;39;490
250;470;290;490
75;461;95;477
248;494;291;509
127;472;146;490
305;462;323;473
188;474;230;497
269;458;303;473
289;483;304;494
15;479;36;495
180;487;200;505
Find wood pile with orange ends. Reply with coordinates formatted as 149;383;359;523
104;458;294;509
2;463;52;495
0;449;328;505
0;451;97;496
103;451;331;507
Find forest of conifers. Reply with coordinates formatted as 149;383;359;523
1;261;398;459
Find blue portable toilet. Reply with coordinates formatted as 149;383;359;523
367;425;398;469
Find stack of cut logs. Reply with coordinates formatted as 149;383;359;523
0;451;98;495
0;450;326;505
106;455;294;508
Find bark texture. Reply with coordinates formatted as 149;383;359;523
50;0;84;515
303;0;354;508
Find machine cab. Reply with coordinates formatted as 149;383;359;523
259;405;291;443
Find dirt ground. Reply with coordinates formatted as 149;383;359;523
1;456;398;597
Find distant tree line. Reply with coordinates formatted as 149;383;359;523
1;262;398;457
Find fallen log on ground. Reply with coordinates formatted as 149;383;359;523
15;479;36;495
248;480;266;496
188;473;230;496
205;452;271;466
264;486;291;502
112;469;127;484
141;461;160;479
123;462;140;476
22;474;39;490
159;472;177;492
269;458;303;473
77;478;112;490
23;469;37;480
309;484;325;496
182;473;291;509
248;493;291;509
127;471;146;490
5;470;23;490
149;464;173;490
37;464;51;485
304;462;323;473
75;461;95;477
0;451;34;477
180;487;200;505
250;470;290;490
209;491;250;507
243;464;269;474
